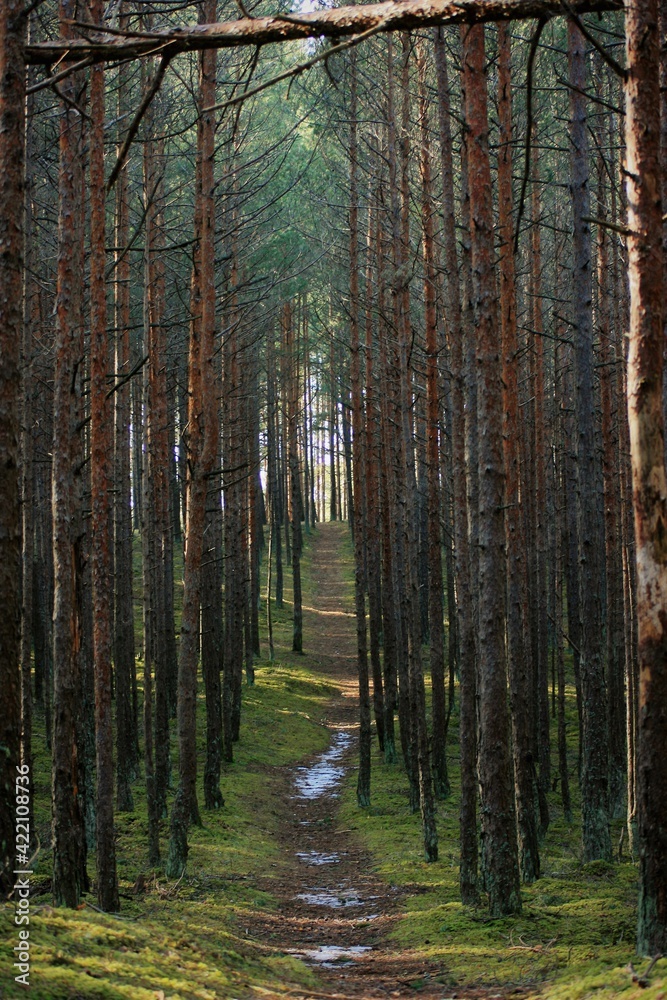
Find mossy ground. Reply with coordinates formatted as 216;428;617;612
2;523;664;1000
0;531;335;1000
330;528;667;999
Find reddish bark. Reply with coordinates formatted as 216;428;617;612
624;0;667;952
167;0;217;875
463;22;521;915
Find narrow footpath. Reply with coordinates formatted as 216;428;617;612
243;523;487;1000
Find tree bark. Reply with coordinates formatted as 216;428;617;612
51;0;89;906
365;181;386;756
20;97;36;852
349;50;371;808
624;0;667;953
167;1;217;874
530;134;550;840
434;26;478;902
114;26;137;812
89;11;119;910
417;37;448;801
568;19;612;863
286;301;304;654
142;96;171;817
497;21;540;884
26;0;623;65
463;22;521;916
0;0;25;897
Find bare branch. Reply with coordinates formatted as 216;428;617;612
106;52;171;193
26;55;93;94
204;20;391;115
560;0;626;77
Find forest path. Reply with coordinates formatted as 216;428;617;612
243;522;485;1000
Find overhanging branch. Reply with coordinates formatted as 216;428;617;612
25;0;623;65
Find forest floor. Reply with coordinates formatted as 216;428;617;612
239;521;489;1000
2;522;667;1000
241;523;667;1000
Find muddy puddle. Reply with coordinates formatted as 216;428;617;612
287;727;381;974
293;729;352;799
295;887;365;908
292;945;372;968
296;850;342;865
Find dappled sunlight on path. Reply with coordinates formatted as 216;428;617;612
242;523;499;1000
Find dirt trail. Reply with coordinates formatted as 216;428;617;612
244;523;484;1000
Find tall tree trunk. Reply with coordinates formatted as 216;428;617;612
223;224;243;761
349;50;371;807
248;341;262;661
386;34;419;811
167;5;217;874
89;16;119;911
329;333;338;522
497;22;540;884
20;76;37;851
0;0;25;897
143;105;170;817
286;301;304;654
141;276;161;861
114;27;137;812
267;327;283;616
596;143;626;819
51;2;89;906
365;182;386;756
624;0;667;953
530;135;550;839
568;20;612;863
555;383;573;822
378;269;401;769
374;187;399;764
434;26;478;903
418;37;448;800
202;342;223;809
397;33;438;861
463;22;521;916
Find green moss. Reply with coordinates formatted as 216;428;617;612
4;525;657;1000
336;621;663;998
339;754;663;998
